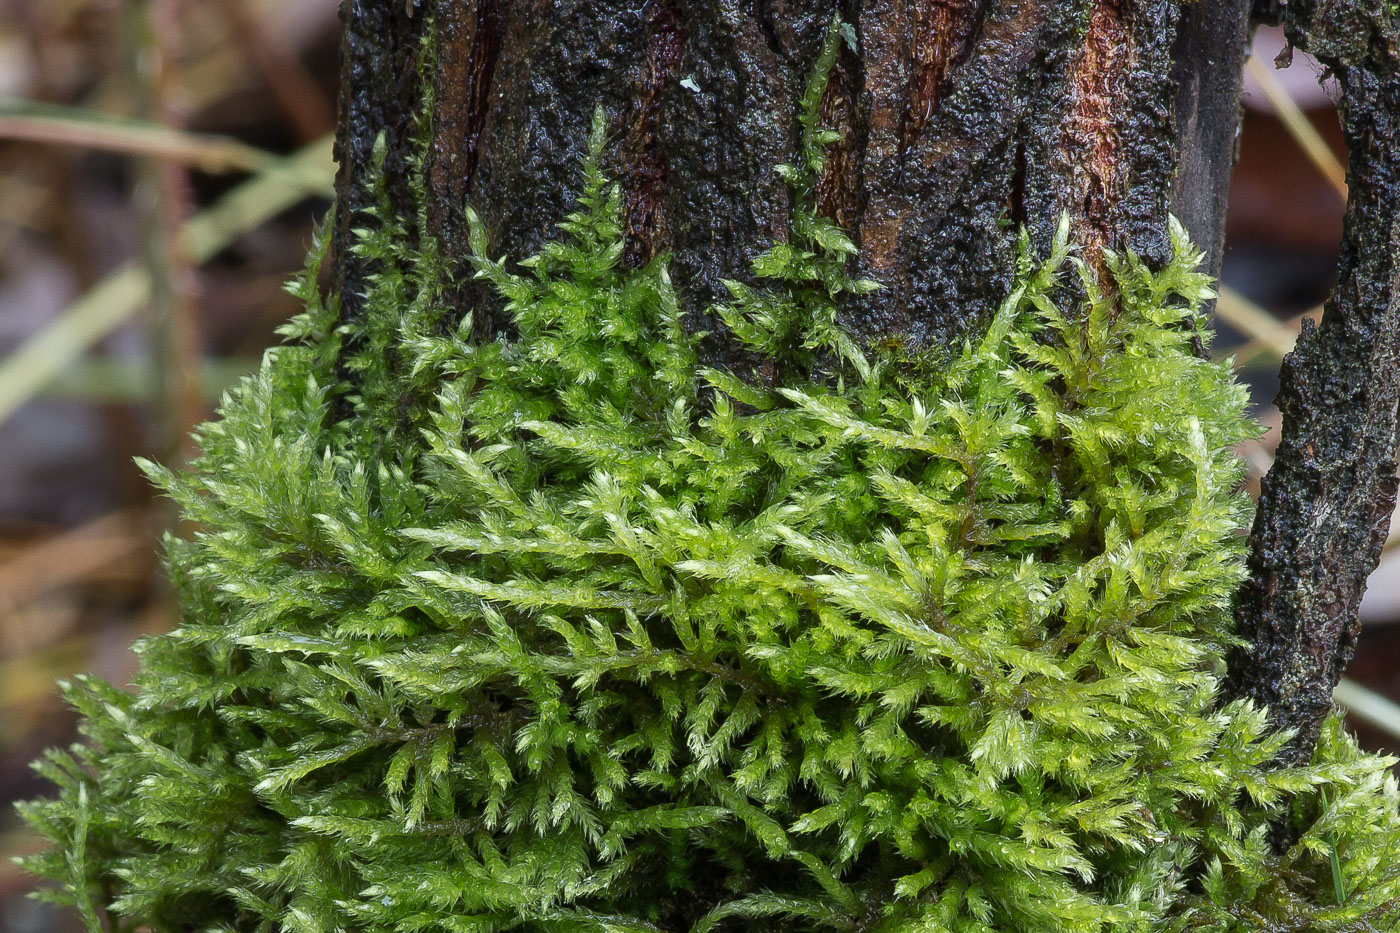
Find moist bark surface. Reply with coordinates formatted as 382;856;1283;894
332;1;1253;370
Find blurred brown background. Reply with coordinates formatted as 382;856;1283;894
0;8;1395;930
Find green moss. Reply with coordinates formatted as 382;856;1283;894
18;22;1400;933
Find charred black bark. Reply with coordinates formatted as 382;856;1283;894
1224;4;1400;767
332;0;1253;371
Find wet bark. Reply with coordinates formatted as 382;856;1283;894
331;0;1253;371
1223;3;1400;768
331;1;426;314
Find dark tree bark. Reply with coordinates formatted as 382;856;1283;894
1223;3;1400;767
328;1;1399;773
331;0;1253;371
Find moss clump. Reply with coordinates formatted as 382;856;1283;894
19;25;1400;933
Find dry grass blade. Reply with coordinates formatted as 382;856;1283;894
0;637;93;745
0;134;334;430
36;356;252;403
1334;677;1400;746
1245;55;1348;199
1223;305;1322;368
0;101;278;174
0;510;146;613
1214;286;1302;363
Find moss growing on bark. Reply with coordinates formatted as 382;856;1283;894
18;24;1400;933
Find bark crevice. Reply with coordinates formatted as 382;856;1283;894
424;0;499;244
620;0;685;269
1060;0;1133;259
